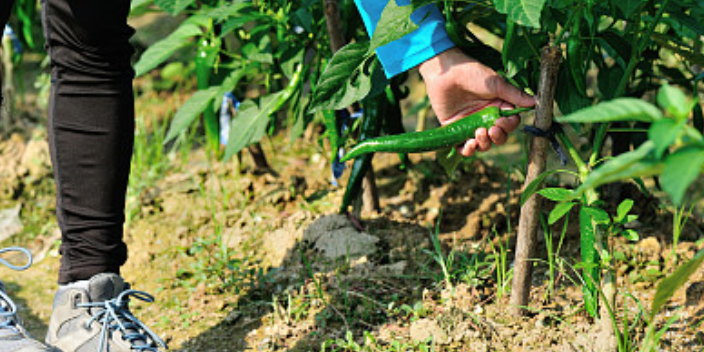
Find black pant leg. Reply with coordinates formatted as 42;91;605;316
0;1;13;31
42;0;135;284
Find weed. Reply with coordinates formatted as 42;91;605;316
487;227;512;301
670;203;694;265
321;331;434;352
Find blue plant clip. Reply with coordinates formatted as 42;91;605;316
219;92;240;146
3;25;23;55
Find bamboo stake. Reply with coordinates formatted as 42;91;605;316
509;46;562;316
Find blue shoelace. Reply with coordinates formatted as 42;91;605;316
0;247;34;333
78;290;168;352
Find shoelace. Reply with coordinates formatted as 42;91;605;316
0;247;33;333
78;290;168;352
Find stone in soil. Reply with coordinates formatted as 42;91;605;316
303;214;379;259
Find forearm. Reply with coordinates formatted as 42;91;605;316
354;0;455;77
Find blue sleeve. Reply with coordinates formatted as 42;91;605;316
354;0;455;78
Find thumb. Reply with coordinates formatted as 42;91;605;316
493;77;536;108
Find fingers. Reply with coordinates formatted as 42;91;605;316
460;139;477;157
495;115;521;133
489;126;508;146
490;76;536;108
459;114;518;157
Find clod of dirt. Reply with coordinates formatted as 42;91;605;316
303;214;354;243
262;211;310;266
0;205;23;242
410;318;448;345
303;214;380;259
312;229;379;259
686;282;704;306
636;237;662;263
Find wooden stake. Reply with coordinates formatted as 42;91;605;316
509;46;562;316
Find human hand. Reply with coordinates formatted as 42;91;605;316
418;48;536;157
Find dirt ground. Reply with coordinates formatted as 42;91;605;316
1;102;704;352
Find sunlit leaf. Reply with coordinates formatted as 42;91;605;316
657;84;690;120
651;250;704;317
492;0;547;28
223;92;284;160
576;142;664;196
520;169;576;205
538;187;577;202
134;19;206;77
648;119;686;159
548;202;576;225
368;0;419;55
556;98;662;124
164;87;219;143
661;145;704;205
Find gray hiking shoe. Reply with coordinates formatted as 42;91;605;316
0;247;55;352
46;274;167;352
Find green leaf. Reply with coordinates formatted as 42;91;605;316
367;0;419;55
582;206;610;225
556;98;663;124
134;20;203;77
657;84;690;120
614;0;642;19
538;187;576;202
579;206;599;318
130;0;153;12
650;249;704;317
615;199;634;223
164;87;219;143
154;0;195;15
520;169;575;205
437;148;462;177
648;119;686;159
223;92;284;160
621;229;639;241
310;45;387;113
549;202;576;225
492;0;547;28
661;145;704;205
575;142;664;196
309;43;369;113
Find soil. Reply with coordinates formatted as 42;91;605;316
1;116;703;351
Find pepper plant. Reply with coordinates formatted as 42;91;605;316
133;0;363;160
312;0;704;323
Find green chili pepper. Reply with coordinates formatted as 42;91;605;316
340;97;382;214
195;34;221;150
340;106;531;162
382;84;411;170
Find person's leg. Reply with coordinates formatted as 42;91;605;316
42;0;134;284
42;0;165;350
